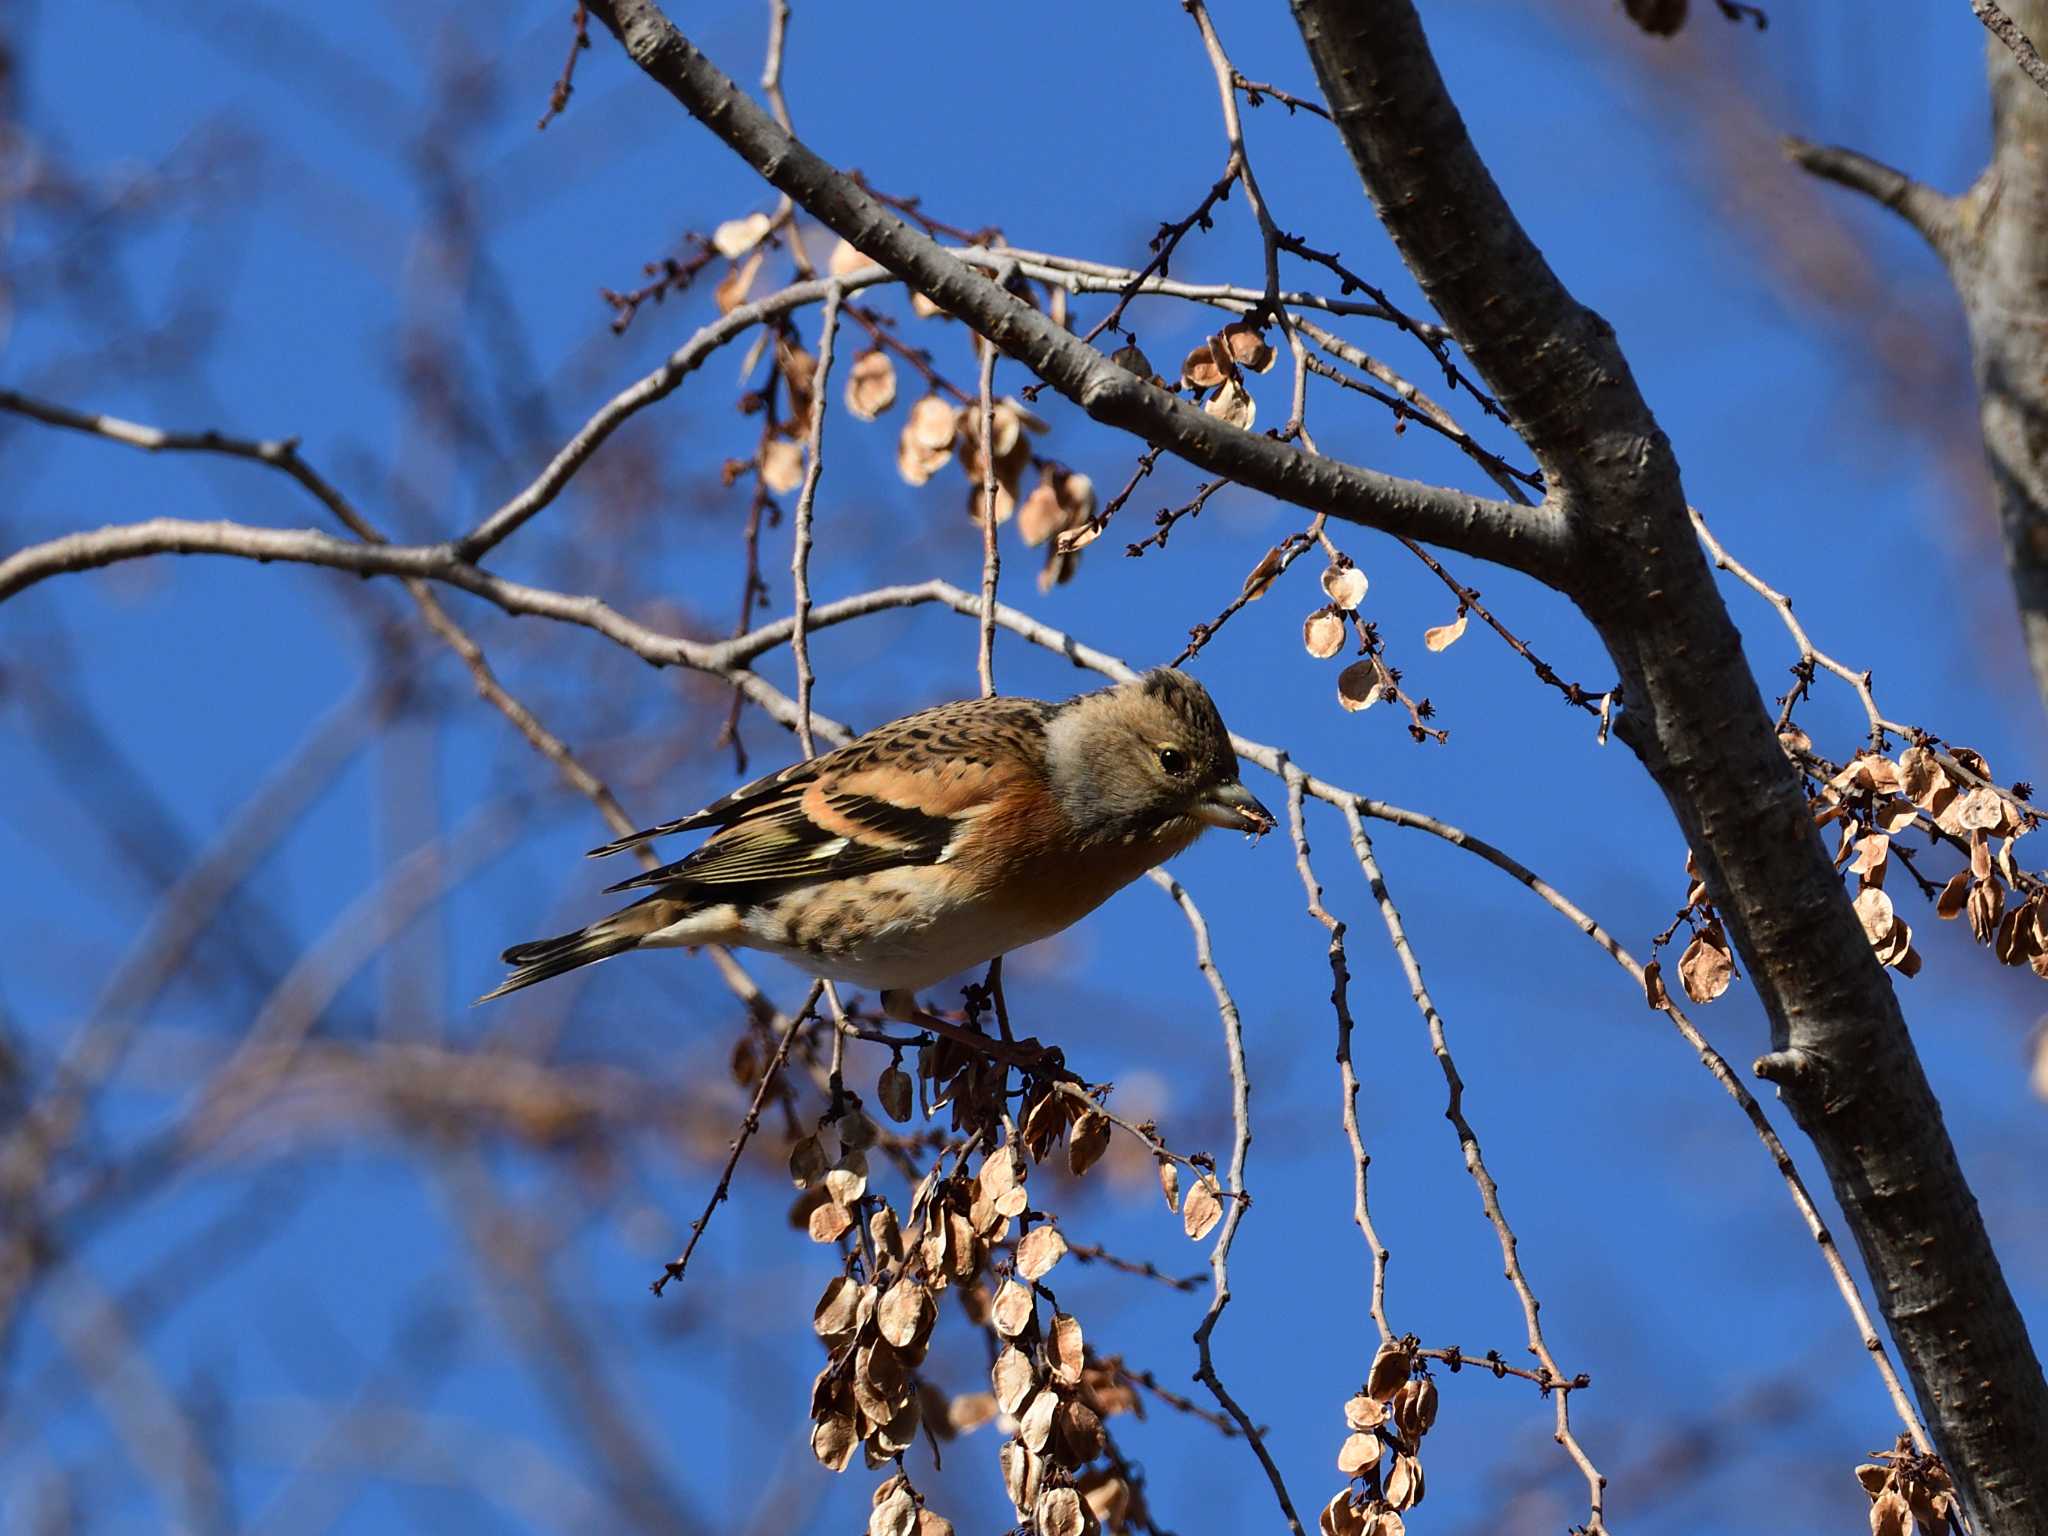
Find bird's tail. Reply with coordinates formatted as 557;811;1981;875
476;895;684;1003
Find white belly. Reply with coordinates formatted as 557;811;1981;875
734;869;1078;995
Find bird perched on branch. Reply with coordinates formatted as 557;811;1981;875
480;668;1274;1020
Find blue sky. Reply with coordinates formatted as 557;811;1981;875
3;3;2043;1533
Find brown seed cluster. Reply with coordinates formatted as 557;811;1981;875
1320;1339;1438;1536
781;1007;1180;1533
1180;320;1276;431
1855;1436;1958;1536
1650;739;2048;1007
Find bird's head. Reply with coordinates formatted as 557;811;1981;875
1045;668;1275;845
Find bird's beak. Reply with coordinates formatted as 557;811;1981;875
1196;780;1277;836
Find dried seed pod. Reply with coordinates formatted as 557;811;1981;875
1343;1392;1387;1432
991;1278;1036;1339
811;1412;858;1472
1067;1110;1112;1176
1183;1174;1224;1241
1015;1225;1068;1282
1054;1398;1103;1466
760;437;804;494
869;1481;917;1536
809;1199;855;1244
1384;1453;1425;1511
1337;660;1388;713
1395;1376;1438;1439
869;1203;905;1266
825;1161;869;1207
876;1279;934;1351
1422;613;1467;651
789;1134;828;1188
1869;1488;1912;1536
1676;921;1734;1004
1220;321;1276;373
1320;1490;1368;1536
1337;1430;1383;1476
713;212;771;257
829;238;871;277
1108;343;1155;378
1080;1469;1133;1528
1035;1487;1085;1536
1046;1311;1085;1385
1180;342;1228;390
992;1345;1036;1416
1322;564;1368;610
877;1063;914;1122
1158;1157;1181;1213
1304;610;1347;660
1000;1438;1042;1516
845;349;898;422
948;1391;999;1434
1365;1340;1413;1401
1205;375;1255;429
813;1276;864;1339
1017;1386;1058;1454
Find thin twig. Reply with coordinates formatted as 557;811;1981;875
1148;869;1305;1536
1338;805;1608;1533
1064;1241;1206;1293
1279;763;1393;1344
654;983;823;1295
790;285;843;758
536;2;591;129
976;335;1000;696
1340;795;1933;1455
1970;0;2048;95
1185;0;1283;306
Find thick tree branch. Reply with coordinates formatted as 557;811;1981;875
1288;2;2048;1526
1965;0;2048;713
1789;2;2048;715
578;0;1571;586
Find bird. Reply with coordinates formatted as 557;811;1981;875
478;668;1274;1021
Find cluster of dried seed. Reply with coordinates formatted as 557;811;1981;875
786;1021;1173;1535
1643;852;1736;1008
1178;320;1275;431
1320;1340;1438;1536
802;1130;935;1473
1818;744;2046;977
1658;737;2048;1008
988;1233;1107;1533
863;1472;951;1536
705;216;1114;588
1855;1436;1958;1535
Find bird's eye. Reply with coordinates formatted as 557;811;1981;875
1157;746;1190;776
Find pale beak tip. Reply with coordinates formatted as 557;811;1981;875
1201;783;1277;838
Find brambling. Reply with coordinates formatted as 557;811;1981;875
480;668;1274;1017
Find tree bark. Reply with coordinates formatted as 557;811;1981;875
1966;0;2048;709
1795;2;2048;714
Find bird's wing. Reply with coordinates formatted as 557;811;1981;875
584;756;824;859
597;696;1056;899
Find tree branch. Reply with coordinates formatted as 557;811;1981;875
0;517;844;740
578;0;1571;585
1972;0;2048;96
1781;138;1960;257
